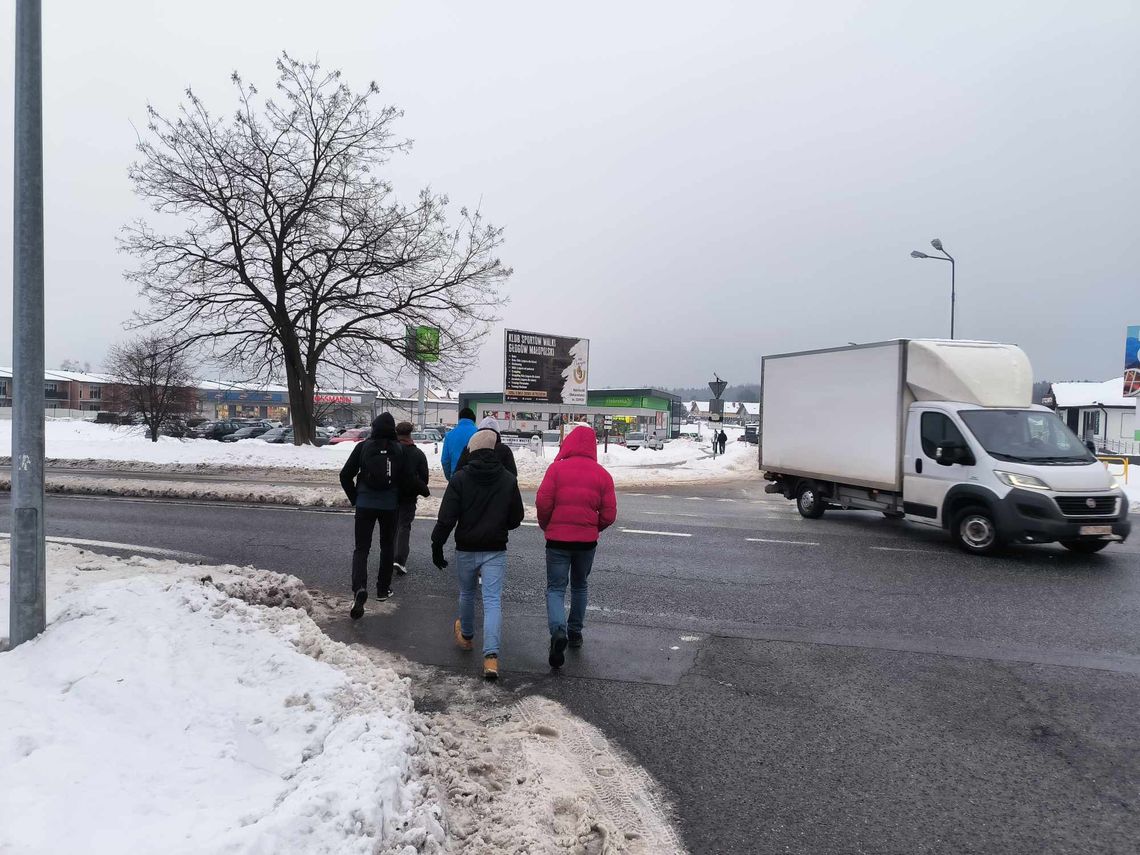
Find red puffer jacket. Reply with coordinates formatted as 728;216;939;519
536;426;617;543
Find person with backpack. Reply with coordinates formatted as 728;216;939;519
441;408;478;480
454;416;518;477
536;424;617;668
431;427;525;680
340;412;428;620
394;421;430;576
718;429;728;455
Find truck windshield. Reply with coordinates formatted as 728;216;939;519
958;409;1095;464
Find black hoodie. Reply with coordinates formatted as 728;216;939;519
432;448;525;552
340;413;427;508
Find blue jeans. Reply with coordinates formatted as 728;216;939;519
455;550;506;656
545;547;596;635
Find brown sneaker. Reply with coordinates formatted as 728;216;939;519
453;619;473;651
483;655;499;680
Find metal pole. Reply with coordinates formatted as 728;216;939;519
11;0;46;647
417;361;426;429
950;257;956;340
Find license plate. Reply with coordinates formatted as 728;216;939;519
1079;525;1113;536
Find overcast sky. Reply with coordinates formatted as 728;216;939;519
1;1;1137;390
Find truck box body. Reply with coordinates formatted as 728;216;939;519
759;340;1034;492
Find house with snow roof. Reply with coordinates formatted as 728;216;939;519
1046;378;1137;454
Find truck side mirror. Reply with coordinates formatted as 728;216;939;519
936;443;974;467
1084;440;1097;456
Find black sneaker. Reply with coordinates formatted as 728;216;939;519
568;631;583;649
549;628;568;668
350;590;367;620
376;589;394;602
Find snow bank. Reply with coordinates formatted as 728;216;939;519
0;544;438;854
1126;483;1140;513
1;421;754;488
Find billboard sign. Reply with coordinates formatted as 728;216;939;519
504;329;589;405
405;325;441;363
1124;325;1140;397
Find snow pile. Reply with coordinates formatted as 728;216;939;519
1126;483;1140;513
0;544;438;854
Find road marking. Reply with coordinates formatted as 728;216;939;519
643;511;703;518
870;546;943;555
715;498;737;503
521;521;540;527
0;532;204;561
746;537;820;546
683;496;706;501
621;529;692;538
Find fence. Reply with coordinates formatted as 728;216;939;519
0;406;97;421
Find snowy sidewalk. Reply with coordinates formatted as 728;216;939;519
0;545;684;854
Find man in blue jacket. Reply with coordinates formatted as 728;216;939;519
441;408;478;480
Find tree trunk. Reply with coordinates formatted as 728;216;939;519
282;335;316;445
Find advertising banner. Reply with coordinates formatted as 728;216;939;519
1124;325;1140;397
504;329;589;405
405;325;441;363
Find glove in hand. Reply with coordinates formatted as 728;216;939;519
432;544;448;570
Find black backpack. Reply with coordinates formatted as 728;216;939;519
358;439;402;492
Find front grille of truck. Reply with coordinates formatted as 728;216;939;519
1054;496;1119;517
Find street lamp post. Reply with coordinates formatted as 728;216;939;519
910;238;956;339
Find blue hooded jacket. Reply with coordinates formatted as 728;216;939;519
441;417;477;480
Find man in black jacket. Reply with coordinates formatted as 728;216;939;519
340;413;428;620
431;428;524;680
394;421;429;576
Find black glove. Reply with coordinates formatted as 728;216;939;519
431;543;448;570
420;485;431;498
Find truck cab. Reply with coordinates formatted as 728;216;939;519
902;402;1128;553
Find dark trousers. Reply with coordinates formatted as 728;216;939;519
395;499;417;567
352;507;398;595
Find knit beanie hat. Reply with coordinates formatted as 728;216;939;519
467;428;498;453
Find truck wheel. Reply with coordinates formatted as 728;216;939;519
951;506;1001;555
1060;540;1110;554
796;482;826;519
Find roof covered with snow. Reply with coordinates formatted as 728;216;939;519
1051;378;1135;409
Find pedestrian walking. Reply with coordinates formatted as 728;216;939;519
718;429;728;455
341;413;428;620
432;427;525;680
441;407;478;480
394;420;430;576
455;416;518;476
536;424;617;668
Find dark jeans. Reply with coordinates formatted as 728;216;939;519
545;546;596;635
352;507;398;595
395;500;417;567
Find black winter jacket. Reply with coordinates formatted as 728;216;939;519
397;439;430;503
339;439;429;508
432;448;524;552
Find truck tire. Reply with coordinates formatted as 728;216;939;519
950;505;1002;555
1060;540;1110;554
796;481;826;519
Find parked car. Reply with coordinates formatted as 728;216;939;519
741;423;759;444
625;431;663;451
412;429;442;446
191;420;240;440
329;428;371;445
220;425;272;442
160;418;190;438
262;427;331;447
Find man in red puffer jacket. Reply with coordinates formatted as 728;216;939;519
536;424;617;668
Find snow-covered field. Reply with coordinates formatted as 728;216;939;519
0;544;436;854
1;420;757;488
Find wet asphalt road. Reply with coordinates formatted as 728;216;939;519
4;485;1139;854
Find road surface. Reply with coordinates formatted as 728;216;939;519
4;485;1138;854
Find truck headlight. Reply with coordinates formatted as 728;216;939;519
994;470;1051;491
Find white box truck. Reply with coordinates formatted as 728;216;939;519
759;339;1131;555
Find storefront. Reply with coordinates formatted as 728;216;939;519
202;388;291;422
458;388;683;438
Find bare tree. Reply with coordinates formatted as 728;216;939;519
122;54;510;444
105;335;198;442
59;359;92;373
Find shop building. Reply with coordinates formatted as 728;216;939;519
1046;378;1137;455
459;388;684;437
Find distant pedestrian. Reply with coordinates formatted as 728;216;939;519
394;421;430;576
718;430;728;455
340;413;428;620
455;416;518;477
441;407;478;480
432;427;525;680
536;424;617;668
